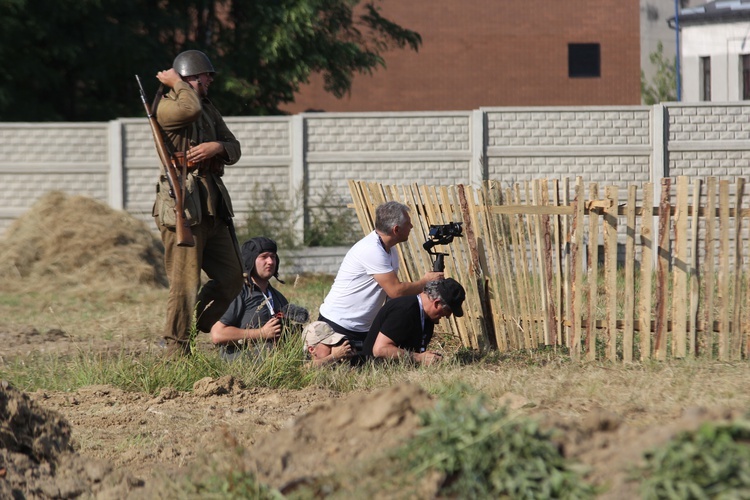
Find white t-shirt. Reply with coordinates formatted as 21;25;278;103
319;231;399;332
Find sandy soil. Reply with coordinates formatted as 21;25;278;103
2;325;746;499
2;192;749;499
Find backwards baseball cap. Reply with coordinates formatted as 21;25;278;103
436;278;466;317
241;236;282;282
303;321;346;351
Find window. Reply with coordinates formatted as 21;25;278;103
742;55;750;100
700;56;711;101
568;43;601;78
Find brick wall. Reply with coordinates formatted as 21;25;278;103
283;0;641;113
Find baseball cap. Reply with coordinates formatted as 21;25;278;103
436;278;466;317
303;321;346;350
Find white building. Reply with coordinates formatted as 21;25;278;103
671;0;750;101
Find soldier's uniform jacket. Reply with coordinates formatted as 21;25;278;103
152;80;241;227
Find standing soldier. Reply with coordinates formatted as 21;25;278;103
152;49;243;356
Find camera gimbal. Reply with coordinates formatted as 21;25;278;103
423;222;463;272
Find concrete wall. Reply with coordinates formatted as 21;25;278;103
3;102;750;273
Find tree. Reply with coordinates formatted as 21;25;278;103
0;0;421;121
641;41;678;105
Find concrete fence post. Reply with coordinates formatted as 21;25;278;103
651;103;667;269
471;109;487;186
291;114;306;243
108;120;124;211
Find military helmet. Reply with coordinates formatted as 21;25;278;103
173;50;216;77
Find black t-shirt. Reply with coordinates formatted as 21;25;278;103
362;295;434;358
220;281;288;329
218;281;289;359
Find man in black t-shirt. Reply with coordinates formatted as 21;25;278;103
362;278;465;365
210;236;307;360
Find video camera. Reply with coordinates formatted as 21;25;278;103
423;222;463;272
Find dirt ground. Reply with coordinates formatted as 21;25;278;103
2;192;750;499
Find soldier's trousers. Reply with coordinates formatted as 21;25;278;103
157;214;243;352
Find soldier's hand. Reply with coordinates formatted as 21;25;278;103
156;68;182;88
187;142;224;162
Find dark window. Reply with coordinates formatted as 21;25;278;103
700;56;711;101
742;55;750;100
568;43;601;78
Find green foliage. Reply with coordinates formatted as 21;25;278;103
304;184;359;247
641;41;678;105
238;183;302;250
0;1;421;120
400;391;596;499
639;419;750;499
238;182;358;248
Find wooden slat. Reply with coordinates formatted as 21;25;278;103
533;181;551;345
655;179;670;361
571;178;585;359
623;185;636;362
456;185;485;350
563;178;572;349
689;179;701;356
510;185;535;349
719;180;730;360
731;178;745;359
524;182;543;346
553;179;564;345
587;183;600;361
639;183;654;360
604;185;619;361
673;176;689;358
704;177;717;358
481;182;510;350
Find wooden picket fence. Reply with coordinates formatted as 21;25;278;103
348;177;750;362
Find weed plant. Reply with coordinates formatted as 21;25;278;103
639;417;750;499
396;390;597;499
238;182;358;248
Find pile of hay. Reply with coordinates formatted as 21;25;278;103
0;191;167;287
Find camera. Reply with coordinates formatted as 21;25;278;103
423;222;463;272
423;222;463;251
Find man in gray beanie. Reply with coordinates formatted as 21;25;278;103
210;236;307;360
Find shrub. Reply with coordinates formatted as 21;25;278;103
639;419;750;499
400;391;596;499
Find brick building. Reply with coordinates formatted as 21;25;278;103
282;0;641;113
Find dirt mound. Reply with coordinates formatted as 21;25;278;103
248;382;434;491
0;381;144;499
0;191;166;287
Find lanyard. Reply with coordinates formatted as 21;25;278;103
263;289;274;315
416;295;426;352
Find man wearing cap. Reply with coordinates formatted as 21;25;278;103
153;49;243;356
362;278;466;365
303;321;356;367
211;236;305;360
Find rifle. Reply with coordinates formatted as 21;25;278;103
135;74;195;247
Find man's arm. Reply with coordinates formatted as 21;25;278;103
371;332;442;365
155;71;201;129
371;331;411;360
373;270;444;299
210;316;281;345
